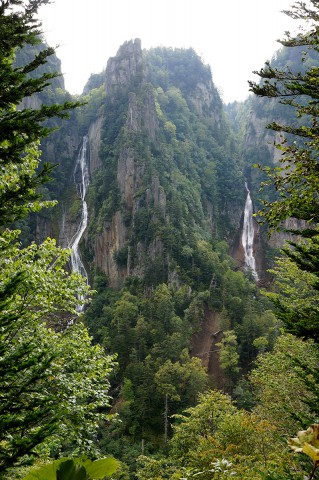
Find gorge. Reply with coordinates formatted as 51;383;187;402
29;37;284;465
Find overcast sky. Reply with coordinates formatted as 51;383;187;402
38;0;298;104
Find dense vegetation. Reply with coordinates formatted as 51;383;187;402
0;1;115;478
2;0;319;479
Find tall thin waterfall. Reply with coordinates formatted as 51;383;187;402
242;183;258;280
70;136;90;298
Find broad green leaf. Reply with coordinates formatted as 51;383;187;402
56;459;89;480
22;462;57;480
83;457;119;478
22;458;81;480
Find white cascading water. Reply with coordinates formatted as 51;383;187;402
70;136;90;308
242;183;258;281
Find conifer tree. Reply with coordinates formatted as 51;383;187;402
249;0;319;234
0;1;113;476
250;0;319;340
0;0;80;225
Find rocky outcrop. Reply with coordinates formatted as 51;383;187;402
58;40;150;282
106;39;143;94
91;40;165;285
126;87;158;140
59;207;74;249
269;218;307;249
142;87;159;140
19;95;42;111
117;147;144;211
88;116;103;173
244;98;286;166
245;110;274;153
188;81;222;125
146;176;166;215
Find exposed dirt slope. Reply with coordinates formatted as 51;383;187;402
191;305;224;389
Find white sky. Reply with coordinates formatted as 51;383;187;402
38;0;298;104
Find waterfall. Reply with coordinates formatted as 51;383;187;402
242;183;258;281
70;136;90;308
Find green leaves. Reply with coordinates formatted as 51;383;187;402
256;137;319;232
57;461;89;480
24;462;58;480
0;230;115;469
0;1;116;475
250;334;318;433
23;457;119;480
216;330;240;381
82;458;119;478
155;351;208;403
137;390;282;480
289;424;319;455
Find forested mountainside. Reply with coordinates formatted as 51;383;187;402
7;6;319;473
19;38;280;467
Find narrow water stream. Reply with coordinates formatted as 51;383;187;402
70;136;90;308
242;183;258;280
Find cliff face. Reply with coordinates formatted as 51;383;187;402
19;38;269;288
94;211;127;286
188;80;221;123
88;116;103;174
88;41;155;285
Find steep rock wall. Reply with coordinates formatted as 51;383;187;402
188;80;221;125
94;211;127;287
